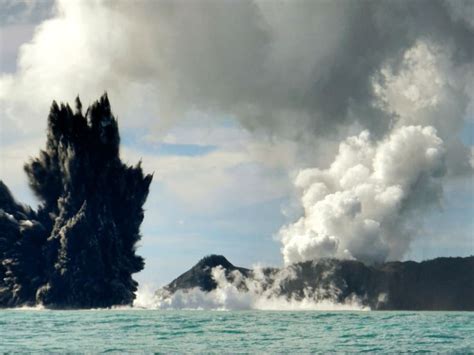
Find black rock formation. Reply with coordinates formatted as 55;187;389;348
165;255;250;294
0;94;152;308
162;254;474;311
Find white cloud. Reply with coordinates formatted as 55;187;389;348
2;0;473;142
374;41;473;176
0;138;41;184
122;140;290;213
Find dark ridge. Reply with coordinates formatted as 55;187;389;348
162;255;474;311
0;94;153;309
165;254;250;293
196;254;236;270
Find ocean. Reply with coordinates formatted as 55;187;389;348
1;309;473;353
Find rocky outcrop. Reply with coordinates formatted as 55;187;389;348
162;254;474;310
165;255;250;294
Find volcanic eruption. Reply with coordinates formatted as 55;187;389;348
0;94;152;308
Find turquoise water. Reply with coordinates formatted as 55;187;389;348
1;310;473;353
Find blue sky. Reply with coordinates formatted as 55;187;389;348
0;0;473;287
119;119;294;285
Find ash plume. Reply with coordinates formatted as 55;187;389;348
0;94;152;308
3;0;473;145
1;0;473;267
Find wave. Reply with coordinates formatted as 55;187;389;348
7;304;46;311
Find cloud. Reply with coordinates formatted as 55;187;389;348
2;0;473;141
0;138;42;205
122;139;290;213
373;41;473;176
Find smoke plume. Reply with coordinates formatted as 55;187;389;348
279;40;473;265
280;126;445;264
0;94;152;308
2;1;473;139
1;0;473;267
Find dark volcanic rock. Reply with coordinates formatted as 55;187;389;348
163;255;474;311
375;257;474;310
0;94;152;308
165;255;250;293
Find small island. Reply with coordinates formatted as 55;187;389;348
158;254;474;311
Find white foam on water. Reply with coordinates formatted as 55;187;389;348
135;266;369;311
11;304;46;311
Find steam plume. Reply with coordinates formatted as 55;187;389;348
279;41;472;265
280;126;445;265
2;0;473;142
1;0;473;266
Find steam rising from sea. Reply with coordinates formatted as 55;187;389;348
1;0;473;311
279;42;472;265
134;266;368;311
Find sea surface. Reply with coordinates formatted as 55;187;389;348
0;309;473;353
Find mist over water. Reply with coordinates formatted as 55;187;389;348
136;288;367;311
135;266;368;311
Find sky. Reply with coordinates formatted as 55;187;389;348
0;0;473;287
